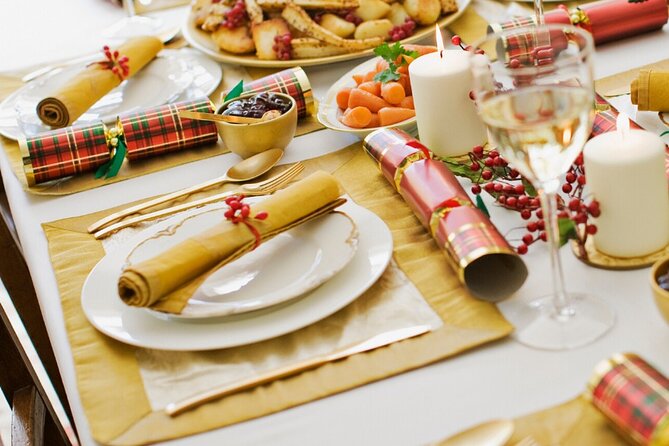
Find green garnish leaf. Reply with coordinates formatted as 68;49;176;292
374;69;401;83
373;42;419;84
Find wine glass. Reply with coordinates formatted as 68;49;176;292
470;24;615;350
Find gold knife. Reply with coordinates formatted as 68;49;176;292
165;324;432;416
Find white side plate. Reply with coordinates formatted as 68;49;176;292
317;56;418;140
0;49;222;141
81;198;393;351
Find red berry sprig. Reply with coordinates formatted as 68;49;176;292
467;145;540;216
451;35;485;55
389;18;417;41
224;195;269;249
459;145;600;255
272;33;293;60
222;0;247;29
97;45;129;81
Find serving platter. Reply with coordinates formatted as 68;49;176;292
81;197;393;351
181;0;471;68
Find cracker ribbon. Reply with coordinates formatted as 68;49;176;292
95;119;127;179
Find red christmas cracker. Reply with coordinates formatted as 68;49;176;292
121;98;219;161
363;128;528;302
20;123;110;185
224;67;314;119
588;353;669;445
489;0;668;46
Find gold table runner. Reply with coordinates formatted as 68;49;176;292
0;64;324;196
44;143;512;445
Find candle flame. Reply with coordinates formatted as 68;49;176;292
616;112;630;140
435;25;444;57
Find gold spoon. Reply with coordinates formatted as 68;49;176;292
179;109;281;125
436;420;514;446
86;148;284;233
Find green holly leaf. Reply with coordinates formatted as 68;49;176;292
224;80;244;101
475;194;490;218
558;217;577;246
442;158;480;182
521;178;538;197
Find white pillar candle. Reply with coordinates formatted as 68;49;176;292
583;114;669;257
409;49;487;158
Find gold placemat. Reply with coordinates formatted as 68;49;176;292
0;65;324;196
508;395;626;445
43;143;512;445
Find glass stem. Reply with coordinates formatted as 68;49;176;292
534;0;545;25
538;184;573;319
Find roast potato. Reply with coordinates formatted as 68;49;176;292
212;25;256;54
354;19;393;40
387;2;410;26
354;0;391;21
319;13;356;38
252;18;291;59
403;0;440;25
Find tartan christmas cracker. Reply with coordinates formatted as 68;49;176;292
363;128;528;302
489;0;668;46
222;67;314;119
20;98;219;185
120;98;218;161
20;122;110;185
587;353;669;446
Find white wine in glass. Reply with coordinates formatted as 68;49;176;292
471;25;614;350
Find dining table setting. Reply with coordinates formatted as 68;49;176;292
2;0;669;444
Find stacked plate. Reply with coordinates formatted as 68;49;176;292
81;198;393;351
0;48;222;141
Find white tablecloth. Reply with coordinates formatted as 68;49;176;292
2;1;669;444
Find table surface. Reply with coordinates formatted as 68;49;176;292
2;1;669;445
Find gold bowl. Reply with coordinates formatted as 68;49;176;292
216;93;297;159
651;255;669;324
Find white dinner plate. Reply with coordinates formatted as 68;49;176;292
130;210;359;319
317;57;418;139
81;198;393;351
0;49;222;141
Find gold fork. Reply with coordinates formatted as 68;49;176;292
92;163;304;239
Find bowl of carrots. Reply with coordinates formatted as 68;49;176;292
317;43;436;138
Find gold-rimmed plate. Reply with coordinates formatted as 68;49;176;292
181;0;471;68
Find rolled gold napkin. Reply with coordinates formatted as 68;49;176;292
631;69;669;112
36;36;164;128
118;171;344;314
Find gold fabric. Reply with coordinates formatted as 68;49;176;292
43;143;512;445
37;36;164;128
631;69;669;112
119;171;343;313
508;395;627;445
